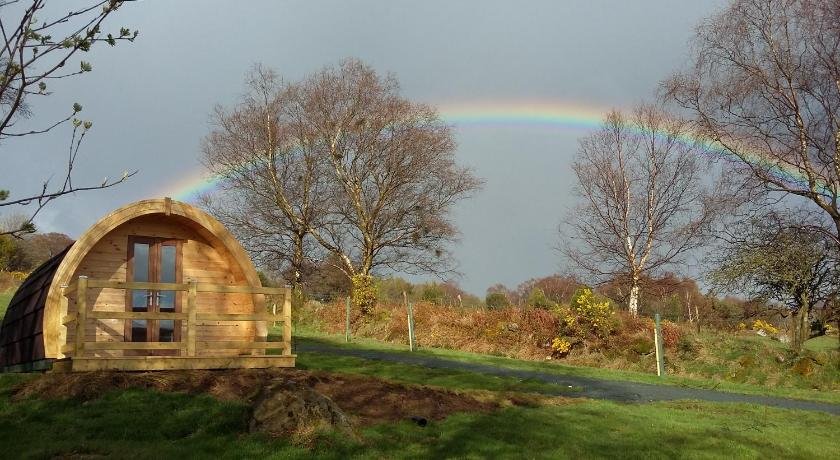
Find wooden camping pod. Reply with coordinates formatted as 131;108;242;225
0;198;294;372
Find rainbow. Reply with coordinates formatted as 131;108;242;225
159;101;823;201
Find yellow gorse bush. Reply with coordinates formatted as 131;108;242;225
551;337;571;355
351;274;378;315
751;319;779;335
571;287;615;337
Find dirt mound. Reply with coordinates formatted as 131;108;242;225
302;372;497;425
250;380;352;437
11;368;498;426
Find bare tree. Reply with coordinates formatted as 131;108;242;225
562;105;716;316
664;0;840;248
286;60;482;280
1;0;138;237
203;60;482;293
202;65;330;286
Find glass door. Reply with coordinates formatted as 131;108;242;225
127;237;182;353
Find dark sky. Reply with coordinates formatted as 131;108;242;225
3;0;724;295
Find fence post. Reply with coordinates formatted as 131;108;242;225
345;296;351;343
283;286;292;355
407;301;416;352
654;313;666;377
74;276;88;357
186;280;197;357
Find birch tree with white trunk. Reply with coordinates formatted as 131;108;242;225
562;105;716;316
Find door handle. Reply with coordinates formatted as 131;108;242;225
144;291;163;305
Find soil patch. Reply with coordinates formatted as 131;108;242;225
11;368;501;426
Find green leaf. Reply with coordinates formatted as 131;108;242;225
0;190;8;201
80;61;93;72
72;102;82;113
83;121;93;130
38;81;46;92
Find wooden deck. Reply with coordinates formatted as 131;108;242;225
52;355;295;372
54;276;295;372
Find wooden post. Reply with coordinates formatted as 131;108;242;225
74;276;88;357
345;297;351;343
59;285;69;356
407;301;416;352
654;313;666;377
283;286;292;355
186;280;197;357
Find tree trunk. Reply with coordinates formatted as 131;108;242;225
791;301;810;352
291;233;305;287
628;280;640;317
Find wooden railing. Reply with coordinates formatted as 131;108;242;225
59;276;292;358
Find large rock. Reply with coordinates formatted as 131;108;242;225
249;380;352;437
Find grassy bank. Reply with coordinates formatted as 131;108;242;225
296;301;839;398
290;327;840;405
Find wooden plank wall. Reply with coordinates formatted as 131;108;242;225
64;215;256;357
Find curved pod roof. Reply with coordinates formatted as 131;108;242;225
41;198;263;359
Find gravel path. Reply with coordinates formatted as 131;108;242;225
297;340;840;415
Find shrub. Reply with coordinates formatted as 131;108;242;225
351;274;377;315
526;288;555;309
810;318;827;336
485;292;510;309
629;336;655;355
676;335;698;357
570;287;615;338
660;320;682;348
420;283;445;304
550;337;572;357
752;319;779;336
376;277;413;304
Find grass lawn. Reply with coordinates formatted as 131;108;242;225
805;334;840;352
298;351;580;395
0;298;837;457
1;365;838;458
289;327;840;405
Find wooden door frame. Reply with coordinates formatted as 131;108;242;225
125;236;183;349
